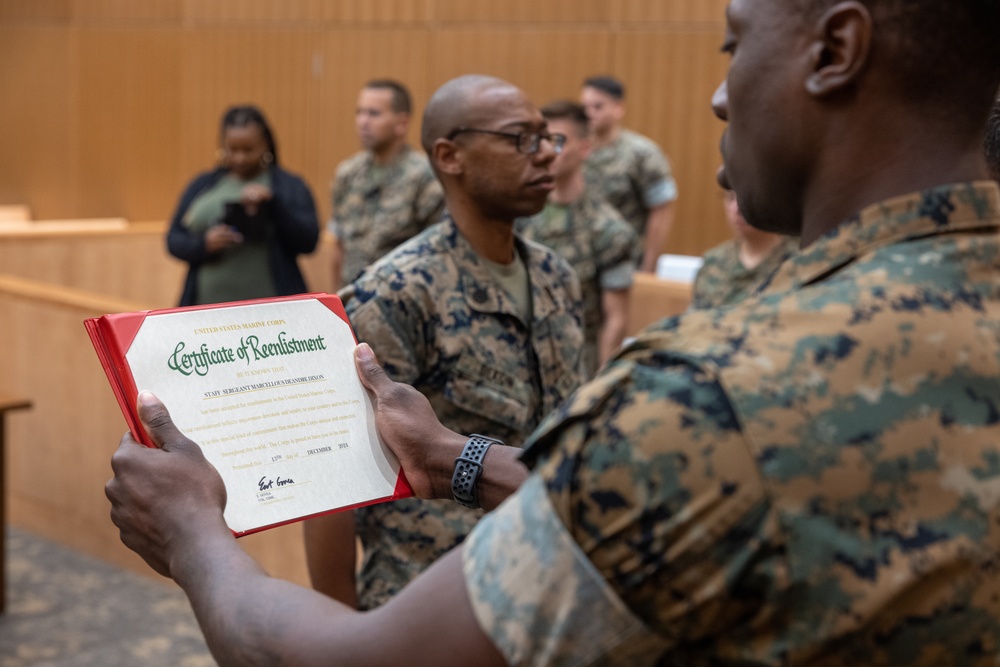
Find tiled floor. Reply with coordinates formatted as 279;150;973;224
0;528;215;666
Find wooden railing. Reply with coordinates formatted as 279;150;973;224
0;220;337;309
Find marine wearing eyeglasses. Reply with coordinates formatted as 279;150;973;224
446;126;567;156
329;80;445;290
302;75;585;610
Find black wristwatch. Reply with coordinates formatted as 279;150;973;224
451;434;503;509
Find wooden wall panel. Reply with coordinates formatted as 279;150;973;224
429;29;613;108
0;0;71;22
433;0;611;23
76;29;182;220
71;0;182;22
180;0;433;25
0;27;77;217
615;30;731;255
615;0;729;24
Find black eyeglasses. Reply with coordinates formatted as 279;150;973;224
446;127;567;155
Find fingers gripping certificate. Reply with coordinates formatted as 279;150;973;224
86;294;412;536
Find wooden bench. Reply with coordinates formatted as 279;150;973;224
0;392;32;613
0;217;127;236
0;205;31;222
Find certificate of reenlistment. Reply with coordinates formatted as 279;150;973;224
85;294;412;536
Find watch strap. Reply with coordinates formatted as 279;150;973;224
452;434;502;509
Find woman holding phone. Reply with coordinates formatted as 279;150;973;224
166;105;320;306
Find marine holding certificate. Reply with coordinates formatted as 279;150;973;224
166;105;320;307
302;75;586;610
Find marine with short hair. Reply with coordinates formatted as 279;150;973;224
517;100;637;376
330;79;444;289
581;75;678;272
305;75;585;610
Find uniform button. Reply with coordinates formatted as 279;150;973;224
473;289;488;303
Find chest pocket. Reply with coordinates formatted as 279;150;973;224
443;353;533;435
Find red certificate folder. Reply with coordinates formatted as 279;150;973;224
85;293;412;536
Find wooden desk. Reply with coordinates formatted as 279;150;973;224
0;392;32;613
627;274;693;336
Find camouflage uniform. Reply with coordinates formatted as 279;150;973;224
340;217;584;610
463;182;1000;665
517;190;638;377
690;235;798;310
331;145;444;285
583;129;677;263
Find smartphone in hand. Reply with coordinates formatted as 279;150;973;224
223;202;268;242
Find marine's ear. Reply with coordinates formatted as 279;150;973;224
431;138;463;177
804;1;874;97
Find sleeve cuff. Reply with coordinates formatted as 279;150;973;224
599;262;635;291
462;475;670;666
644;179;678;208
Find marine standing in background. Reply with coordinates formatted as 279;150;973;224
581;75;678;273
303;75;584;610
690;187;796;310
329;79;445;290
517;100;637;376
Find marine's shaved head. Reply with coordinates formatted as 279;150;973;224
420;75;522;154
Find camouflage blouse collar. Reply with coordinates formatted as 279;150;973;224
768;181;1000;292
442;217;564;324
362;144;413;173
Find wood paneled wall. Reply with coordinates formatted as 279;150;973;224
0;0;731;256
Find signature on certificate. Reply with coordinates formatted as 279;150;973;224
258;475;295;491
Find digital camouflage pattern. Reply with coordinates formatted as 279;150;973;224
690;235;798;310
517;190;638;376
340;217;584;609
331;145;444;285
464;182;1000;665
583;129;677;262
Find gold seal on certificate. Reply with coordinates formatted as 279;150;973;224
85;293;412;536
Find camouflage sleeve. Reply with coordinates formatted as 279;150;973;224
636;144;678;208
462;359;771;663
592;204;638;291
330;163;351;240
690;241;737;311
462;475;671;666
344;289;424;385
413;171;445;230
